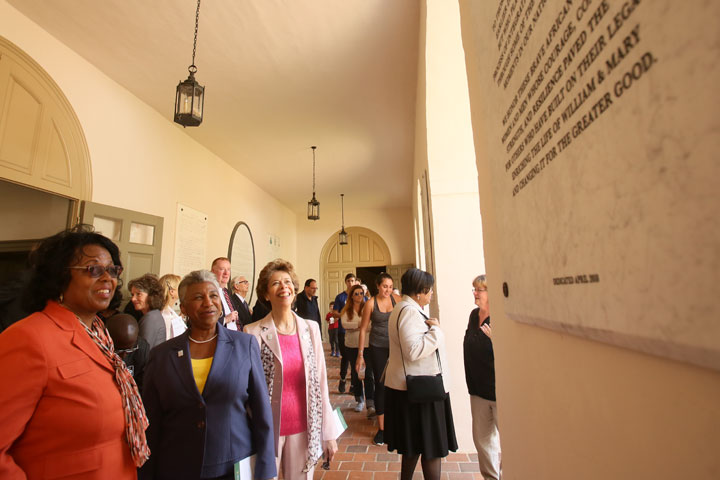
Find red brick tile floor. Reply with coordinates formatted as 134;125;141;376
313;343;482;480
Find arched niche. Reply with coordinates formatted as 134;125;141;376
0;36;91;201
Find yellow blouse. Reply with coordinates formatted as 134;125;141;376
191;356;214;394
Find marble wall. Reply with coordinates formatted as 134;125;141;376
459;0;720;369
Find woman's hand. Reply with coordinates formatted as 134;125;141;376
355;354;365;374
480;323;492;338
425;317;440;328
324;439;338;462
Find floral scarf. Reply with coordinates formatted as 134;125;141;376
260;323;323;472
78;315;150;466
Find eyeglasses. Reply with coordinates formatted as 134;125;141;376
352;291;365;296
234;280;249;285
68;265;124;278
115;345;139;355
473;288;487;293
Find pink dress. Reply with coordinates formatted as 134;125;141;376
278;332;308;436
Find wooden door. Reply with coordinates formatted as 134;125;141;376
80;201;164;300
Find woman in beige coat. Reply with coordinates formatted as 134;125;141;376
244;259;341;480
384;268;457;480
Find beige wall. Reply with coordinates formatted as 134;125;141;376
419;0;486;451
458;0;720;478
0;1;297;275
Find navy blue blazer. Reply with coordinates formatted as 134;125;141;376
139;326;276;480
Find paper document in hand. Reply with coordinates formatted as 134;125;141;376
234;454;255;480
332;406;347;434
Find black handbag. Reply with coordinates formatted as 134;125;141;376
397;307;446;403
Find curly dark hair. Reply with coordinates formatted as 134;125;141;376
127;274;165;311
256;259;299;302
22;225;122;314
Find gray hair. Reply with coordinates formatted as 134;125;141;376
473;274;487;289
178;270;221;303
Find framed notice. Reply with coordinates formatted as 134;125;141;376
173;203;208;277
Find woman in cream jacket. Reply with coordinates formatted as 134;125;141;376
244;259;341;480
384;268;457;480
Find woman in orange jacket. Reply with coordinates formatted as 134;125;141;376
0;226;148;479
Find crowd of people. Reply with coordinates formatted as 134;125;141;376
0;225;501;480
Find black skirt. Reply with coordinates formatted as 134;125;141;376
384;386;458;458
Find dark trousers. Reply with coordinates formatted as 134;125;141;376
338;330;348;380
328;328;339;353
367;345;389;415
345;346;375;402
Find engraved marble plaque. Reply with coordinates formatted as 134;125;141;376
460;0;720;369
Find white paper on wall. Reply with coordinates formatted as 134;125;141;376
173;203;208;277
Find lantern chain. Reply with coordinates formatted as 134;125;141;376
189;0;201;74
312;146;317;195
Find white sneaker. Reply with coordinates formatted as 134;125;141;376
354;400;365;412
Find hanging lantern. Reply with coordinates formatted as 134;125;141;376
174;67;205;127
174;0;205;127
307;146;320;220
339;193;348;245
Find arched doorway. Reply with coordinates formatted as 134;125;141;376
0;36;92;286
319;226;392;322
0;36;92;202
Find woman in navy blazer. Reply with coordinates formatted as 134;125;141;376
140;270;276;480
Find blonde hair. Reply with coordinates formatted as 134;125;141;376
473;274;487;290
159;273;181;308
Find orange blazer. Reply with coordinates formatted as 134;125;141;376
0;301;136;479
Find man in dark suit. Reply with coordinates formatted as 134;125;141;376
211;257;239;330
230;275;252;329
294;278;322;339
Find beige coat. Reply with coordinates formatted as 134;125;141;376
244;312;342;452
384;296;450;392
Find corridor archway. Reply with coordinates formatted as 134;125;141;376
319;226;392;325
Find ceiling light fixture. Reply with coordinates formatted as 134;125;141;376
307;146;320;220
339;193;348;245
174;0;205;127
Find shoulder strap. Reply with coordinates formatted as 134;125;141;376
390;295;396;307
396;306;442;376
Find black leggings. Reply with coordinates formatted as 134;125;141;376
367;345;389;415
345;347;375;401
338;330;348;380
401;455;441;480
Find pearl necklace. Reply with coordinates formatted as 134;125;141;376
274;316;297;335
188;333;218;344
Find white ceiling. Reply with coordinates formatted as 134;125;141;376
8;0;420;215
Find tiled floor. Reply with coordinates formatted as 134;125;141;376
317;345;481;480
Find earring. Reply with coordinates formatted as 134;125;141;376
59;293;64;303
